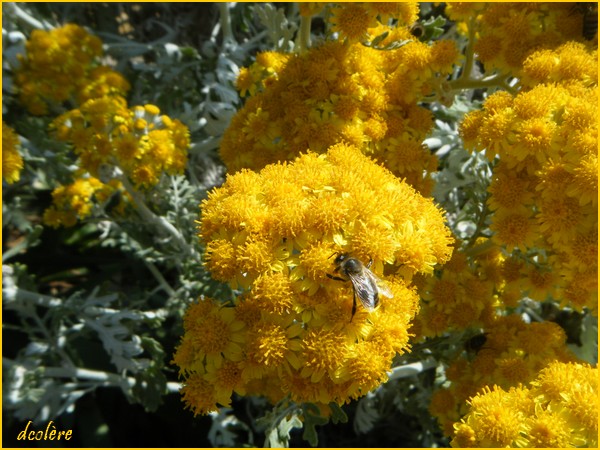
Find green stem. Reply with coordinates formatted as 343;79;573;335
4;358;181;393
297;15;312;52
462;16;477;82
218;3;235;44
6;3;53;30
145;260;177;297
448;73;514;92
120;175;193;257
6;287;169;320
463;237;497;258
388;358;437;380
450;16;519;96
465;191;492;249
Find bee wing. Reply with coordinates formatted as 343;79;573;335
347;271;379;311
375;281;393;299
365;268;394;299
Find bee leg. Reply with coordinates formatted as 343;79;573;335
366;259;373;269
350;290;357;322
327;274;346;282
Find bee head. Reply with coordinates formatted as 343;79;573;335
333;253;349;265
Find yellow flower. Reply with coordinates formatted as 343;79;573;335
432;316;576;434
300;327;348;383
487;164;535;211
366;3;419;25
524;409;576;448
569;228;598;270
328;3;376;43
180;373;226;415
454;361;598;448
240;318;303;380
568;152;598;206
2;122;24;184
203;359;245;400
52;98;190;190
298;2;323;18
337;339;392;398
536;195;583;247
177;299;246;370
444;3;485;23
180;142;453;412
43;176;126;228
490;207;538;252
456;385;530;448
430;39;461;73
451;423;477;448
522;42;598;88
235;66;260;97
15;24;126;115
221;31;458;195
458;4;592;79
520;264;559;302
76;66;131;104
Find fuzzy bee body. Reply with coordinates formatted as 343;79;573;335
328;254;393;320
464;333;488;355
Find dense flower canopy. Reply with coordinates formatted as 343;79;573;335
222;6;460;195
3;3;598;448
14;23;129;116
11;23;193;228
174;142;454;414
451;361;598;448
459;41;598;312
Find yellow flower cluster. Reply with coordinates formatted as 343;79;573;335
446;3;596;77
14;25;192;227
14;24;130;115
224;9;460;194
460;42;598;312
328;3;419;43
451;361;597;448
429;315;576;436
413;233;583;339
43;176;129;228
174;143;454;414
412;238;504;338
52;100;190;189
2;122;24;184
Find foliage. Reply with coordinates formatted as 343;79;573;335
2;2;597;448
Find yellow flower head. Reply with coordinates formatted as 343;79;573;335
366;2;419;26
2;122;24;184
453;385;531;448
221;35;459;195
432;315;576;434
43;176;129;228
299;2;324;18
51;98;190;190
452;361;598;448
522;41;598;88
461;59;597;310
328;3;377;43
15;24;128;115
444;3;486;23
457;3;595;79
179;142;454;412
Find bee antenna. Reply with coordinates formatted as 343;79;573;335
328;251;338;260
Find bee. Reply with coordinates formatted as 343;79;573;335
572;2;598;40
327;254;393;321
464;333;488;355
409;22;425;39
